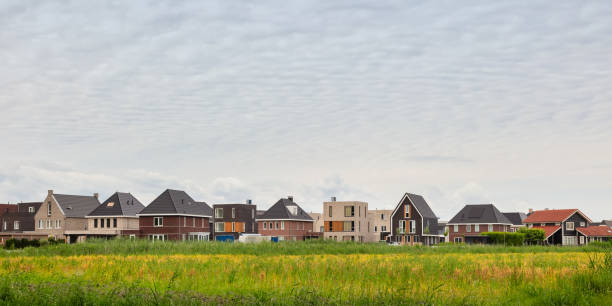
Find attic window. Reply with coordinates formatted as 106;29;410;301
287;206;298;215
67;206;72;210
107;202;115;207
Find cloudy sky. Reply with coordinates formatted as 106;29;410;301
1;1;612;220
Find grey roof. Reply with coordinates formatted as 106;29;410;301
88;192;145;217
503;212;527;226
258;198;314;221
53;194;101;218
138;189;212;217
448;204;513;224
406;193;439;219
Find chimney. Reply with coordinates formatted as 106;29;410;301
48;190;53;196
331;196;336;202
93;193;99;200
246;199;252;205
528;208;533;214
288;196;294;202
545;208;549;211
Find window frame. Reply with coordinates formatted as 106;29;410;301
566;222;574;231
153;217;163;227
214;222;224;232
488;224;493;232
344;206;355;217
215;208;223;219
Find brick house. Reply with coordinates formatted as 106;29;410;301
85;192;145;239
389;193;444;246
137;189;212;241
1;202;42;232
447;204;513;244
523;209;592;245
257;197;316;241
212;201;257;241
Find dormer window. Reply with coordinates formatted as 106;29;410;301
107;202;115;207
28;207;34;213
287;206;298;215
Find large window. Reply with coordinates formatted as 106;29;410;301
215;208;223;219
466;224;471;232
409;220;416;234
344;206;355;217
215;222;224;232
94;219;98;228
488;224;493;232
566;222;574;231
55;220;61;229
474;224;480;232
38;219;44;229
154;217;163;227
399;220;406;233
454;225;458;232
381;226;387;232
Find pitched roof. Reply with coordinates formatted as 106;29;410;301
18;202;42;213
577;226;612;237
88;192;145;217
503;212;527;225
53;194;101;218
523;209;580;223
138;189;212;217
405;193;438;219
532;225;561;239
257;198;314;221
448;204;513;224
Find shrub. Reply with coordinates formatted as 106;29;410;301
518;228;545;245
482;232;525;246
3;238;43;250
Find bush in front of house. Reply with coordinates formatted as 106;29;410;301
3;238;43;250
482;232;525;246
518;228;546;245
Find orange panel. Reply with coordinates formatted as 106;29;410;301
224;222;232;232
332;221;343;232
237;222;245;233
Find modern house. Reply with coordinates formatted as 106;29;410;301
33;190;101;243
323;198;370;242
137;189;212;241
212;201;257;241
309;212;324;233
447;204;513;244
389;193;444;245
85;192;144;239
523;209;592;245
257;197;316;241
503;212;527;232
367;209;391;242
1;202;42;232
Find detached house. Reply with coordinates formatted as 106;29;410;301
389;193;444;245
1;202;42;232
503;212;527;232
523;209;593;245
85;192;144;239
33;190;101;243
212;201;257;241
323;198;370;242
257;197;316;241
447;204;513;244
137;189;212;241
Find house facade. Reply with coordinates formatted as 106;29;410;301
85;192;144;239
367;209;391;242
212;202;257;241
1;202;42;233
257;197;316;241
389;193;444;245
309;212;324;233
32;190;101;243
447;204;513;244
323;198;370;242
523;209;592;245
137;189;212;241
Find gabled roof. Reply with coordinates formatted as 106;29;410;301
138;189;212;217
391;193;439;220
448;204;513;224
88;192;145;217
503;212;527;226
523;209;591;223
257;198;314;221
532;225;561;239
577;226;612;237
53;194;101;218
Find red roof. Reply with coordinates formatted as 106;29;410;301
532;225;561;239
577;226;612;237
524;209;578;223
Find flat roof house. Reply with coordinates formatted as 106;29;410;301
367;209;391;242
212;201;257;242
33;190;101;243
389;193;444;246
138;189;212;241
257;197;317;241
309;212;324;233
523;209;593;246
323;198;370;242
447;204;513;244
86;192;145;239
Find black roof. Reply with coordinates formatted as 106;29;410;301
18;202;42;213
406;193;439;219
88;192;145;217
257;198;314;221
448;204;513;224
502;212;527;226
138;189;212;217
53;194;101;218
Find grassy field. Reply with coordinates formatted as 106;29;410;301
1;240;611;305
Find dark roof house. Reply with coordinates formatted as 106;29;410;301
448;204;513;225
389;193;445;246
257;198;314;221
138;189;212;217
503;212;527;226
88;192;144;217
53;194;101;218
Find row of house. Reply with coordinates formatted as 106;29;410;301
1;189;611;246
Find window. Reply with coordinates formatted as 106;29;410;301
28;206;34;213
47;220;51;229
328;206;332;217
129;234;136;240
232;208;236;218
215;222;224;232
252;222;254;232
374;226;378;232
454;225;458;232
154;217;163;227
343;221;354;232
2;221;6;231
38;219;44;229
454;237;463;243
47;202;51;216
252;209;254;219
101;218;105;228
184;217;187;226
106;219;111;228
580;222;585;227
192;217;195;227
275;222;279;229
381;226;387;232
55;220;60;229
344;206;355;217
202;218;205;228
263;222;267;230
150;234;167;241
399;220;406;233
474;224;480;232
231;222;235;232
320;226;324;232
13;221;19;230
466;224;471;232
409;220;416;234
94;219;98;228
381;214;385;220
579;236;585;245
269;222;273;229
215;208;223;218
566;222;574;231
113;218;117;228
281;221;285;230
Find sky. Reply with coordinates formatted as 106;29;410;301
1;1;612;220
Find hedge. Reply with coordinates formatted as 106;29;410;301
481;232;525;246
